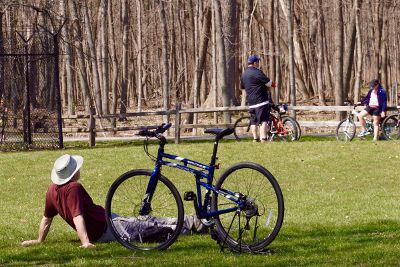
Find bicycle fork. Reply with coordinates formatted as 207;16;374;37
139;166;162;216
343;119;352;139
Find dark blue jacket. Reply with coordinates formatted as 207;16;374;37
362;85;387;112
240;67;271;106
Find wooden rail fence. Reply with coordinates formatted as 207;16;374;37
62;105;400;146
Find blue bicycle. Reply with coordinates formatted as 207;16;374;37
105;123;284;252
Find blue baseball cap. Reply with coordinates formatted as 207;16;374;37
247;55;260;64
369;79;379;87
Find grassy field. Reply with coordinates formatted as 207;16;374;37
1;138;400;266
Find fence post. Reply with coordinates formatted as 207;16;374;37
175;103;181;144
89;107;96;146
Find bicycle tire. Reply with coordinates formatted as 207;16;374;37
233;116;252;141
211;162;284;252
290;116;302;140
281;117;298;141
335;119;356;141
382;114;400;140
105;169;184;251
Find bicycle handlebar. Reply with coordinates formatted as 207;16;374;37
137;123;172;137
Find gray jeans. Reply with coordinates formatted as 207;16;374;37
96;215;201;243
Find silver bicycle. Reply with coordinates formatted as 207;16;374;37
335;103;374;141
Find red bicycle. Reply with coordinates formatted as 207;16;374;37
233;104;300;141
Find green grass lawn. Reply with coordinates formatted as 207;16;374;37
1;138;400;266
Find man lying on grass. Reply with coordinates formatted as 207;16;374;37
22;154;203;248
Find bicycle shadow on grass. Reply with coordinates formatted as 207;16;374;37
171;220;400;264
3;220;400;265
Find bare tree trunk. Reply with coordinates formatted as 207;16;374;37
287;0;296;117
212;1;218;119
213;0;230;122
353;0;362;103
97;0;109;114
316;0;326;105
375;1;383;80
169;2;177;107
380;4;389;90
343;1;357;99
268;0;277;103
178;2;188;103
136;0;143;111
108;0;118;117
0;11;4;99
69;0;92;113
83;0;102;114
334;1;344;119
222;0;237;105
60;0;74;114
240;0;252;106
293;7;312;99
275;0;282;103
157;0;170;121
279;0;309;101
183;1;211;126
120;0;129;115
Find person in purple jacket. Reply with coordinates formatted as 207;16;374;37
357;79;387;141
240;55;277;142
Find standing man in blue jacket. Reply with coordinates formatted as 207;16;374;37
357;79;387;141
240;55;276;142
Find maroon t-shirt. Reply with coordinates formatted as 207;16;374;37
44;181;107;241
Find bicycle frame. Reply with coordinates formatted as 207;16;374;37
140;137;242;220
345;105;376;135
270;112;287;135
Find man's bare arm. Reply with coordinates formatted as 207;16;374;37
21;216;53;246
73;215;94;248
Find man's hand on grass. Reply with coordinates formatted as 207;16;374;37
21;239;41;247
79;242;95;248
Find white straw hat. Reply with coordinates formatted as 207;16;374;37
51;154;84;185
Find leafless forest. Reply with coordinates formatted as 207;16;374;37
0;0;399;118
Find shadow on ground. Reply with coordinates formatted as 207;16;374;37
3;220;400;266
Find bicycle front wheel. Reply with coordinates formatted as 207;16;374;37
382;114;400;140
211;162;284;252
233;116;252;141
105;169;184;251
336;119;356;141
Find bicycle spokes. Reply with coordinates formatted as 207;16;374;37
219;206;264;253
213;163;284;253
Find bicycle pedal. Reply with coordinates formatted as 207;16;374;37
184;191;196;201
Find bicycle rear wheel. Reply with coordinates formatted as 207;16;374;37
382;114;400;140
291;116;302;140
233;116;252;141
105;169;184;251
211;162;284;252
336;119;356;141
282;117;298;141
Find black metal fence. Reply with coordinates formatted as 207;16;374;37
0;20;63;150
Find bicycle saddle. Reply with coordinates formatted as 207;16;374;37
205;128;234;140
